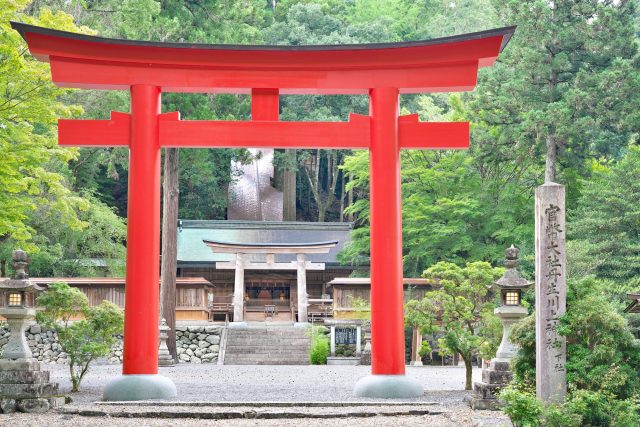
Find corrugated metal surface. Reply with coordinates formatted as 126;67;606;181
177;220;353;265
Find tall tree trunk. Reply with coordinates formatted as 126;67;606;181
339;171;345;222
545;135;557;183
347;173;354;222
463;356;473;390
160;148;179;361
283;149;296;221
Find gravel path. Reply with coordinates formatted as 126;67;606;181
46;363;482;403
1;364;512;426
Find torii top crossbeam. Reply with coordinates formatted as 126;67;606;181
12;22;513;94
13;21;514;399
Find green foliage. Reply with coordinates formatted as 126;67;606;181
500;387;640;427
341;138;536;277
472;0;639;182
0;1;90;248
499;385;543;427
560;278;640;400
507;277;640;427
418;261;503;389
36;282;124;392
569;147;640;298
510;314;537;388
308;325;330;364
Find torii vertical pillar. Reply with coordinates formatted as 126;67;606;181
354;88;422;398
103;85;177;401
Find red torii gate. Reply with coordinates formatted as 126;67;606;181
13;22;514;400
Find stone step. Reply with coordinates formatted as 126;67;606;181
226;345;309;352
226;341;309;347
223;326;311;365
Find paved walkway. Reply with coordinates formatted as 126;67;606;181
3;364;512;426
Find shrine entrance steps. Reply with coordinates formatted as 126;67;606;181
223;323;310;365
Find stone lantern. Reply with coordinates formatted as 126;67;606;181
493;245;532;360
0;250;61;414
470;245;532;410
0;250;44;360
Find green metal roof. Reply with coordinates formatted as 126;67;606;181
177;220;353;266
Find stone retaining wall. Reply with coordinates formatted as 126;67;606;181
0;323;222;364
175;325;221;363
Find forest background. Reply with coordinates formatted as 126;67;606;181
1;0;639;304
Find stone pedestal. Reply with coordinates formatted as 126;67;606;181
2;308;34;359
0;359;64;414
495;305;528;359
470;359;512;410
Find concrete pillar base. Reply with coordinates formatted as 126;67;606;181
103;374;177;401
353;374;423;398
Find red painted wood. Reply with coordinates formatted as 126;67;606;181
398;114;469;149
23;28;505;70
58;112;130;147
252;88;279;121
122;85;161;375
13;22;513;385
369;87;405;375
60;112;469;150
158;113;371;149
49;56;480;94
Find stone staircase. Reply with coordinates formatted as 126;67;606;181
223;324;310;365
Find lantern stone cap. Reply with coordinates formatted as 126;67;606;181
0;249;45;292
494;245;533;290
0;279;44;292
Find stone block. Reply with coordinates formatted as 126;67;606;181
0;398;16;414
482;369;513;384
0;359;40;371
205;335;220;345
0;382;59;399
30;325;41;334
16;398;50;413
189;326;204;333
0;370;50;384
204;326;221;333
470;397;503;411
473;382;505;400
490;360;511;372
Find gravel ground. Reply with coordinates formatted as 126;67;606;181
46;363;482;403
1;364;512;426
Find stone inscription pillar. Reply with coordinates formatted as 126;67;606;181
233;253;245;322
535;182;567;402
296;253;308;323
